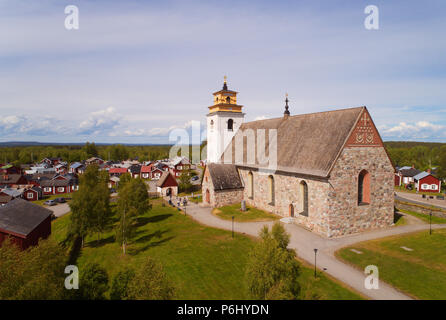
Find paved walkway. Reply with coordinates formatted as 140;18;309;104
396;191;446;209
174;198;446;300
47;203;70;217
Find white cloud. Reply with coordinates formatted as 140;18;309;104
79;107;121;135
381;121;446;140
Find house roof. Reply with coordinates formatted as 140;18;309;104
156;172;178;188
0;194;12;203
40;179;73;187
413;171;435;181
70;162;84;169
1;188;24;198
141;166;151;173
221;106;368;178
0;174;25;184
207;163;243;191
109;167;128;174
128;164;141;174
398;167;421;177
0;199;52;237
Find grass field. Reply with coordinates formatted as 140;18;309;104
213;203;280;222
336;229;446;299
52;199;361;300
399;208;446;224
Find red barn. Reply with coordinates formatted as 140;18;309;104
414;171;441;193
0;199;52;250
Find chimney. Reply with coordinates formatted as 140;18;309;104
412;164;415;169
427;168;431;174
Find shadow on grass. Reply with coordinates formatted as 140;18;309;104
67;236;82;265
87;234;116;248
128;229;174;255
135;214;173;227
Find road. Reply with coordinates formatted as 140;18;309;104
174;199;446;300
395;191;446;209
45;203;70;217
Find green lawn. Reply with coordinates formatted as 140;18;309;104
52;199;361;300
336;229;446;299
399;209;446;224
213;203;280;222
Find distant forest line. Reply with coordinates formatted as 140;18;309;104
1;141;446;178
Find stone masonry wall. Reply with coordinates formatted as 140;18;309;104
201;167;243;207
238;168;331;236
327;146;394;237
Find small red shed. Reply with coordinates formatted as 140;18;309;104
0;199;52;250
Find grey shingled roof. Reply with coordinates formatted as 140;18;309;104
0;198;52;236
413;171;431;180
220;106;366;178
207;163;243;191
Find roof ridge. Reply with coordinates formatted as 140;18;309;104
245;106;365;126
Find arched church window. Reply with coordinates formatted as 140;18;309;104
226;96;230;104
358;170;370;205
268;175;275;205
299;181;308;216
228;119;234;131
248;171;254;199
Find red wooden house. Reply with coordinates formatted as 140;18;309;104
414;171;442;193
0;199;52;250
23;186;43;201
141;166;151;179
0;174;28;188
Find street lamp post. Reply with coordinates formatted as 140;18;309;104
430;212;432;235
314;248;318;278
232;216;234;238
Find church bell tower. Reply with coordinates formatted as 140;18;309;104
207;76;245;163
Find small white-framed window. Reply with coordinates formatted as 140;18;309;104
44;187;52;192
27;193;34;199
58;187;65;192
431;184;438;190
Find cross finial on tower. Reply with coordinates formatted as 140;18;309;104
284;93;290;117
223;75;228;90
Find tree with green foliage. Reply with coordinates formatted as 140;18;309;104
69;164;112;246
116;178;151;254
110;268;136;300
83;141;98;158
126;257;175;300
178;169;193;193
76;263;109;300
0;238;67;300
118;172;132;191
246;222;300;300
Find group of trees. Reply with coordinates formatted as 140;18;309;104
0;142;172;166
385;142;446;179
0;238;68;299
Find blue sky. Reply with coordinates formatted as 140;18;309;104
0;0;445;143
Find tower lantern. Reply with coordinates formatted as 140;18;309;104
206;77;245;163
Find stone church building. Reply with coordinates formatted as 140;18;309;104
202;79;395;238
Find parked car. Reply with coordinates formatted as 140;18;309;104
191;176;199;181
44;200;57;206
54;197;66;203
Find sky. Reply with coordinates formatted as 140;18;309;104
0;0;445;144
